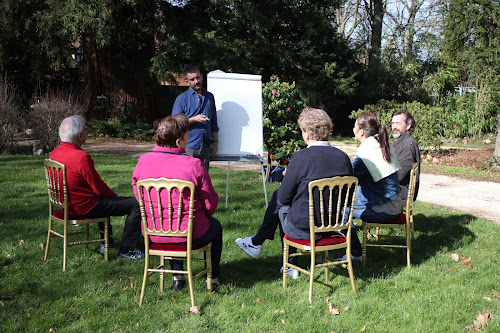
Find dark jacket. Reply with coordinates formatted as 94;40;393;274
278;144;353;235
392;131;420;202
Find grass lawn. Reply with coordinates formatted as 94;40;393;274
0;154;498;332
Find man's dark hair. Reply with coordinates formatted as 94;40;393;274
392;109;416;134
183;65;200;79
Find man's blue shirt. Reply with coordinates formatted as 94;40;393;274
172;88;218;150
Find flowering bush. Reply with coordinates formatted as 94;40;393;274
263;76;306;167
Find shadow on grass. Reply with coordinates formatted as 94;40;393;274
356;210;475;280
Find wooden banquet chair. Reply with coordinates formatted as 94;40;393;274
282;176;358;303
43;159;109;271
136;178;212;312
362;162;419;268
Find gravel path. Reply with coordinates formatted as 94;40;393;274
84;140;500;225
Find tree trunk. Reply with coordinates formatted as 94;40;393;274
368;0;384;71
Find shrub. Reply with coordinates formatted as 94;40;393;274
0;77;25;154
88;120;154;141
29;87;85;152
262;76;306;166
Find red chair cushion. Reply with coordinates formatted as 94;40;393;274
150;242;210;252
284;232;346;246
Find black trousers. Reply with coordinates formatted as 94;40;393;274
84;196;142;250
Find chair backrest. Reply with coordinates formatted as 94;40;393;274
44;159;68;217
404;162;419;215
308;176;358;237
135;178;195;245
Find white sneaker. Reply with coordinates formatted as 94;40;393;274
280;266;299;279
235;237;262;259
336;254;362;262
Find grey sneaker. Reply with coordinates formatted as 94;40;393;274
235;236;262;259
116;248;145;260
280;266;299;279
336;254;362;262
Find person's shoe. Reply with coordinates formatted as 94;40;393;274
172;279;186;291
235;236;262;259
280;266;299;279
336;254;362;262
116;248;145;260
99;241;120;254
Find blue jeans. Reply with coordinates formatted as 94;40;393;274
170;217;223;279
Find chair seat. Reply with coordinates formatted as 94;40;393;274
364;213;406;225
150;242;210;252
52;209;106;221
284;232;346;246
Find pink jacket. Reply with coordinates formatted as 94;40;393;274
132;146;218;243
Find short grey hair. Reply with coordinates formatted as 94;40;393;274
59;115;86;144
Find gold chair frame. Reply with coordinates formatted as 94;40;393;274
136;178;212;311
43;159;109;271
362;162;419;268
283;176;358;303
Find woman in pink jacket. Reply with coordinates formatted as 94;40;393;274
132;114;223;290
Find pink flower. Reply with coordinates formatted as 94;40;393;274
270;154;274;160
306;105;310;110
283;158;288;165
272;89;277;95
288;107;292;113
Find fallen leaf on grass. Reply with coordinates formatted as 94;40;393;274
254;298;260;303
49;329;55;333
327;299;340;315
189;306;199;314
483;297;492;301
461;256;472;268
464;325;478;332
359;325;366;332
39;242;44;250
473;311;492;329
122;286;129;291
252;314;258;320
451;253;460;262
343;306;350;312
460;216;470;224
5;254;12;259
281;319;286;324
24;202;30;206
18;239;24;246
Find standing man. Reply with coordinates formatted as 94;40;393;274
172;65;219;170
391;109;421;202
49;115;145;260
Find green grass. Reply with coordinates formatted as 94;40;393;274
422;163;500;182
0;154;499;332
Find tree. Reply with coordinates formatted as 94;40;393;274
440;0;500;157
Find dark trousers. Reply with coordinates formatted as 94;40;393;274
84;196;142;250
186;141;211;170
170;217;223;279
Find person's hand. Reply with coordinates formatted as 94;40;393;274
211;142;218;157
191;114;208;123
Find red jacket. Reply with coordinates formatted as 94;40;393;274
49;142;116;216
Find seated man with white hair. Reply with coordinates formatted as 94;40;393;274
49;115;144;260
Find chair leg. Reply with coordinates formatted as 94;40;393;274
139;253;150;306
63;222;68;271
103;219;109;261
324;250;329;284
159;255;164;293
308;254;315;303
406;226;411;268
282;243;289;289
44;218;53;261
206;247;212;293
362;223;368;268
347;254;356;293
186;255;196;310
